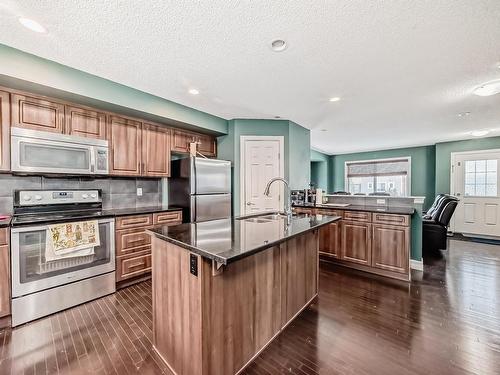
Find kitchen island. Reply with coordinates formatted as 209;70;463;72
148;212;340;375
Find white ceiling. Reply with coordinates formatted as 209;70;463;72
1;1;500;154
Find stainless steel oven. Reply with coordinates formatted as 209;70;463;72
11;127;109;175
10;189;115;326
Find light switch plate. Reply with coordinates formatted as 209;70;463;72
376;199;386;205
137;188;143;196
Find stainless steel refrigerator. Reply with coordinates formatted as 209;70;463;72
169;156;232;222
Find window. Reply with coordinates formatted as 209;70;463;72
345;158;410;196
464;159;497;197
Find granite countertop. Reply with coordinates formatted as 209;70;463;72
0;215;11;228
293;203;415;215
9;206;183;227
148;213;340;265
100;205;182;218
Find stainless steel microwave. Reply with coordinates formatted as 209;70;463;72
11;127;109;175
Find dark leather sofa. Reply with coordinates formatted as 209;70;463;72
423;194;459;254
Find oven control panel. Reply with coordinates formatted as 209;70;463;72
17;190;101;206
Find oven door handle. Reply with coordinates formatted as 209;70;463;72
90;146;96;174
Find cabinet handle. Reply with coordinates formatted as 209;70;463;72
127;237;146;243
128;261;145;268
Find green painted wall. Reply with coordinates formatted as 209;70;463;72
310;149;330;192
218;119;311;214
289;122;311;190
435;136;500;195
0;43;227;134
331;145;436;210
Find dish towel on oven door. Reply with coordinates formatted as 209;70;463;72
45;220;100;261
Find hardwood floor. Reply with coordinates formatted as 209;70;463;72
1;239;499;374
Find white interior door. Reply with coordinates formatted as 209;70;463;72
241;137;284;214
452;150;500;238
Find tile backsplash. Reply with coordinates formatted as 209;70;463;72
0;174;162;214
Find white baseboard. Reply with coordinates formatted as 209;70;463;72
410;259;423;271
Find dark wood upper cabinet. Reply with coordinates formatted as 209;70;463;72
341;221;372;265
171;129;216;157
11;93;64;133
171;129;196;153
0;91;10;172
196;133;217;157
109;115;142;176
65;105;107;139
371;224;409;274
142;123;171;177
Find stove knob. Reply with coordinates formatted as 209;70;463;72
90;193;97;198
23;195;32;201
35;195;42;201
82;194;89;199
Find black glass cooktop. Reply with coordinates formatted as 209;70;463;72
11;210;105;226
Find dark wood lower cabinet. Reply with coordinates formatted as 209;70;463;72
0;228;10;321
319;221;341;258
372;224;409;274
295;206;411;281
115;211;182;285
341;221;372;265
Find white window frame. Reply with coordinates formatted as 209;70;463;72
344;156;412;196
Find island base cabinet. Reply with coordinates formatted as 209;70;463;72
319;221;341;258
281;232;318;325
151;230;319;375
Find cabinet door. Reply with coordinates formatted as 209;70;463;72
319;221;341;258
372;224;409;274
341;221;372;265
142;123;171;177
0;91;10;171
11;93;64;133
116;250;152;282
109;115;142;176
65;105;107;139
171;129;196;153
0;227;9;317
196;133;216;157
281;231;318;325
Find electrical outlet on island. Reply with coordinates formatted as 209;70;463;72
137;188;143;196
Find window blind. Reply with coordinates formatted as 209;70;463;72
346;159;409;177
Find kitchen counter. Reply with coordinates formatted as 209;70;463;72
0;216;10;227
101;205;182;218
293;202;415;215
150;212;337;375
10;206;183;226
148;213;340;265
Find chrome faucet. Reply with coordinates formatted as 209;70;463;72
264;177;292;225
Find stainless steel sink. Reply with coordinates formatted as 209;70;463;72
237;212;289;222
259;213;288;220
242;218;273;224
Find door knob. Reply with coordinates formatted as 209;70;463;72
246;202;255;206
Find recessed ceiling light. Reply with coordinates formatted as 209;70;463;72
270;39;287;52
329;97;341;102
18;17;46;33
458;111;471;117
470;130;490;137
472;80;500;96
188;88;199;95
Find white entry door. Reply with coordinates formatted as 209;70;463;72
241;136;284;214
452;150;500;238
